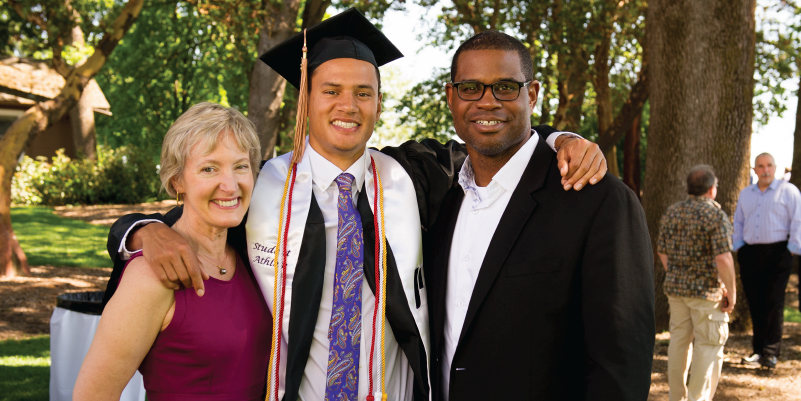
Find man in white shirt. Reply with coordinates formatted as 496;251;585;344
103;10;609;401
425;30;654;400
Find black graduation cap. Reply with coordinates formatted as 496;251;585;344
257;7;403;165
258;7;404;90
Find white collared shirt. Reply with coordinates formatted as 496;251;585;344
441;132;540;400
300;144;413;401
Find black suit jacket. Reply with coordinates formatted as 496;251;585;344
425;137;655;400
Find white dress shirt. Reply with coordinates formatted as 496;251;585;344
300;144;413;401
441;132;539;400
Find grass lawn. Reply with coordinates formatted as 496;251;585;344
11;206;111;268
0;336;50;401
785;306;801;323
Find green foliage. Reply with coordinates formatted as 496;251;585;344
95;0;261;155
753;1;801;126
398;69;454;142
1;0;125;59
12;146;162;206
0;336;50;401
11;206;112;267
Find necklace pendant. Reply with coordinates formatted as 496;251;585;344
220;268;227;275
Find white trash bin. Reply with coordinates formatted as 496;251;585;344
49;291;146;401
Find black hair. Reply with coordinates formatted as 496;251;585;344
451;30;534;82
686;165;717;196
308;64;382;94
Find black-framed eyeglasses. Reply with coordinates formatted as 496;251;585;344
451;80;532;101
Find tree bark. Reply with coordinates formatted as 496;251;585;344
593;27;618;177
623;113;641;197
552;62;587;132
789;61;801;191
247;0;301;160
0;0;145;276
4;230;29;277
645;0;756;332
69;82;97;160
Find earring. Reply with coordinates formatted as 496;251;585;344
176;193;184;206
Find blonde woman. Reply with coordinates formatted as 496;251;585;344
74;103;271;400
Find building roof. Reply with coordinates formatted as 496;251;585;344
0;56;110;111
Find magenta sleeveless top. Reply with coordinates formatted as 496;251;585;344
122;252;272;400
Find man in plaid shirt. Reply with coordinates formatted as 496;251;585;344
658;165;736;401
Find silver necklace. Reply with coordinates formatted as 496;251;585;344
196;249;231;275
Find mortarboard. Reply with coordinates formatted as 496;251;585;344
258;8;403;164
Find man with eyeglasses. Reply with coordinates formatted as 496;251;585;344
424;31;655;400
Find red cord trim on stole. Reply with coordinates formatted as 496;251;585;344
367;157;380;400
274;163;297;399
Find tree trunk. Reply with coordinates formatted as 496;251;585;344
623;114;642;198
539;72;552;126
0;0;145;277
789;62;801;191
247;0;331;160
4;228;29;277
247;0;302;160
552;66;587;132
645;0;756;332
69;83;97;160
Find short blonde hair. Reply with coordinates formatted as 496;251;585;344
160;102;261;198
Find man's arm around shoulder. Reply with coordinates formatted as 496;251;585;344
581;180;655;400
103;206;206;307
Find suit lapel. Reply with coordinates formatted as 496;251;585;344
283;193;327;401
431;186;465;351
357;189;430;398
358;189;377;295
456;140;555;348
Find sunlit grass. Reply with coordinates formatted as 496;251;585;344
11;206;111;268
0;336;50;401
785;306;801;323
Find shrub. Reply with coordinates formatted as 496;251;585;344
12;146;164;206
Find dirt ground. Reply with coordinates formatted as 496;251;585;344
0;265;110;341
647;273;801;400
4;204;801;399
52;200;177;226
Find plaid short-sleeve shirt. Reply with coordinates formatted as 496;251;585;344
658;196;733;301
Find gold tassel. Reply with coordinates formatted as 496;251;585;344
291;29;309;165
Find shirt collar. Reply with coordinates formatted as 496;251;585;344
688;195;721;209
750;178;782;192
458;129;539;204
307;142;366;193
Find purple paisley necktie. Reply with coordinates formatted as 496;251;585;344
325;173;364;401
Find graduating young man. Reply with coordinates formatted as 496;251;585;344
103;9;608;401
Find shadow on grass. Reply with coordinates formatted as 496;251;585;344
0;365;49;401
0;337;50;401
11;206;111;268
0;337;49;358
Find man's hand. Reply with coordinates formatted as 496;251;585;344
715;251;736;313
721;288;736;313
131;223;208;296
658;252;669;272
555;136;607;191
